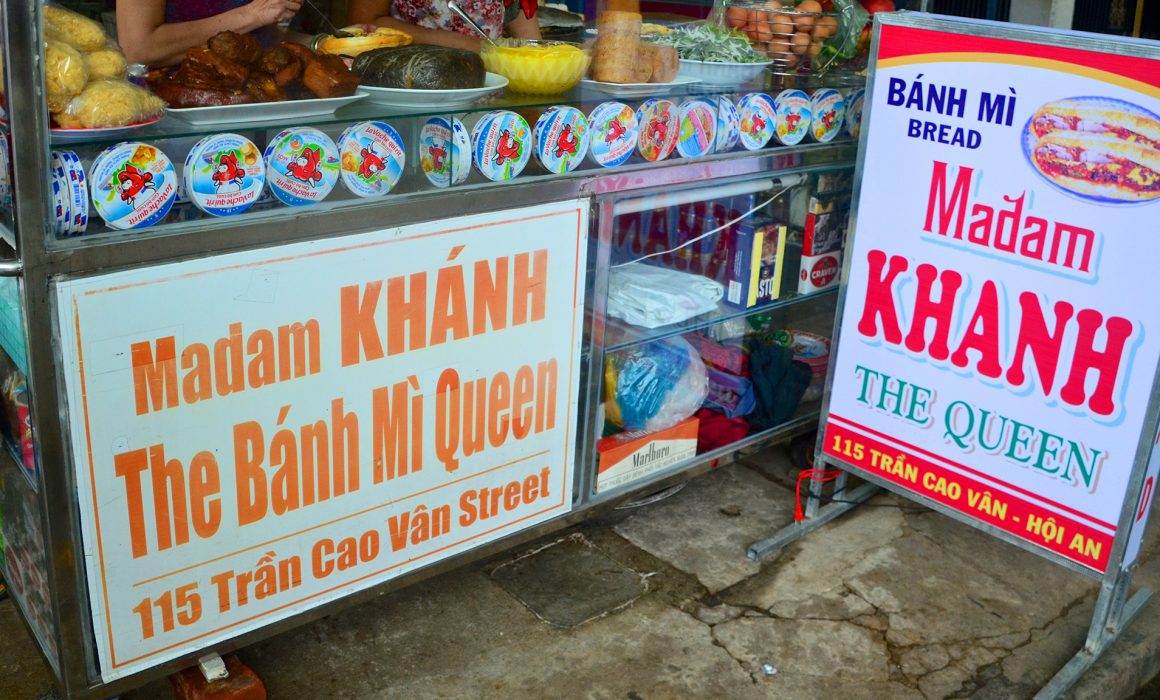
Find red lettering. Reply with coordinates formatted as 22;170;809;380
1006;293;1073;393
950;281;1003;378
923;161;972;238
1060;310;1134;417
856;250;908;344
904;264;962;361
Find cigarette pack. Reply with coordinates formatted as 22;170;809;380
802;193;851;257
723;221;788;309
798;249;842;294
596;416;700;492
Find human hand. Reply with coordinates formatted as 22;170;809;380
243;0;304;28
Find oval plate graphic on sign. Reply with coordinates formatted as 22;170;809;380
1022;96;1160;205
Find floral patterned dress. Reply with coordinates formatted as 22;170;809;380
390;0;535;39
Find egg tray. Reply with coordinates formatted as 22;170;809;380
725;2;848;75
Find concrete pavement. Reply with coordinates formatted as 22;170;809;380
3;445;1160;699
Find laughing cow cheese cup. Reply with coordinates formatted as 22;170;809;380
472;110;531;182
738;93;776;150
534;105;589;175
90;142;177;230
810;88;846;143
421;116;472;188
264;127;339;207
337;121;406;198
588;101;637;168
715;96;741;153
636;98;679;162
184;133;266;217
677;98;717;159
774;89;812;146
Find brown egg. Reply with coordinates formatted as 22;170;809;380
794;0;821;32
782;52;800;66
756;23;773;42
769;13;794;37
807;39;823;58
764;0;783;9
726;7;748;29
790;31;810;54
766;38;792;58
813;15;838;39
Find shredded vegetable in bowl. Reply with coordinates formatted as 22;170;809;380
651;23;767;64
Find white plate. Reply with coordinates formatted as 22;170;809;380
165;94;367;126
677;58;772;87
51;116;164;141
356;73;508;109
580;76;701;98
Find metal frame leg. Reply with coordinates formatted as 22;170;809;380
1034;573;1154;699
748;457;880;560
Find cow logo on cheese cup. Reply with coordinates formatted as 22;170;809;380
421;116;472;189
338;120;406;197
91;141;177;230
184;134;266;217
738;93;776;150
636;98;679;162
264;127;340;207
588;101;637;168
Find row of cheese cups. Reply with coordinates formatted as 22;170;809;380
54;122;407;233
53;88;866;234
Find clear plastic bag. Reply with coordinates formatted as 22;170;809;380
604;336;709;432
55;80;164;129
44;4;108;52
45;39;89;113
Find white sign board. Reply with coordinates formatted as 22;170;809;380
823;22;1160;572
56;200;588;681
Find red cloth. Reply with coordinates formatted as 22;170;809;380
696;408;749;453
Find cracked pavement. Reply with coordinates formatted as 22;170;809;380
2;446;1159;699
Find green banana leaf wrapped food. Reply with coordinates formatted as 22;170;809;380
352;46;486;90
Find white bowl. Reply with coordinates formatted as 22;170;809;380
677;58;772;86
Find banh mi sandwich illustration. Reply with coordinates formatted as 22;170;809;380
1031;98;1160;151
1030;131;1160;202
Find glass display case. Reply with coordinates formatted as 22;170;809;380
0;1;861;696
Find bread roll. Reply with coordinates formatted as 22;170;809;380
604;0;641;13
597;11;642;40
592;37;642;82
644;44;678;83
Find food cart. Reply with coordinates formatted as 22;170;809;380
0;2;863;696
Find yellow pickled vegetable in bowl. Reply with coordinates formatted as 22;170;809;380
481;40;591;95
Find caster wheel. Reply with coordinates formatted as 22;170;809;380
789;431;817;470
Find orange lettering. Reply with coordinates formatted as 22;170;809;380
474;257;508;334
340;281;384;367
387;273;427;355
431;265;469;346
131;337;178;415
512;249;548;326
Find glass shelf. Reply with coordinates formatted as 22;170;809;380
604;286;837;353
47;71;861;149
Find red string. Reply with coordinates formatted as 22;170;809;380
794;469;844;521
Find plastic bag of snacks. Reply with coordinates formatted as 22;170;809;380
43;4;162;128
604;336;709;433
45;38;89;113
55;80;164;129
